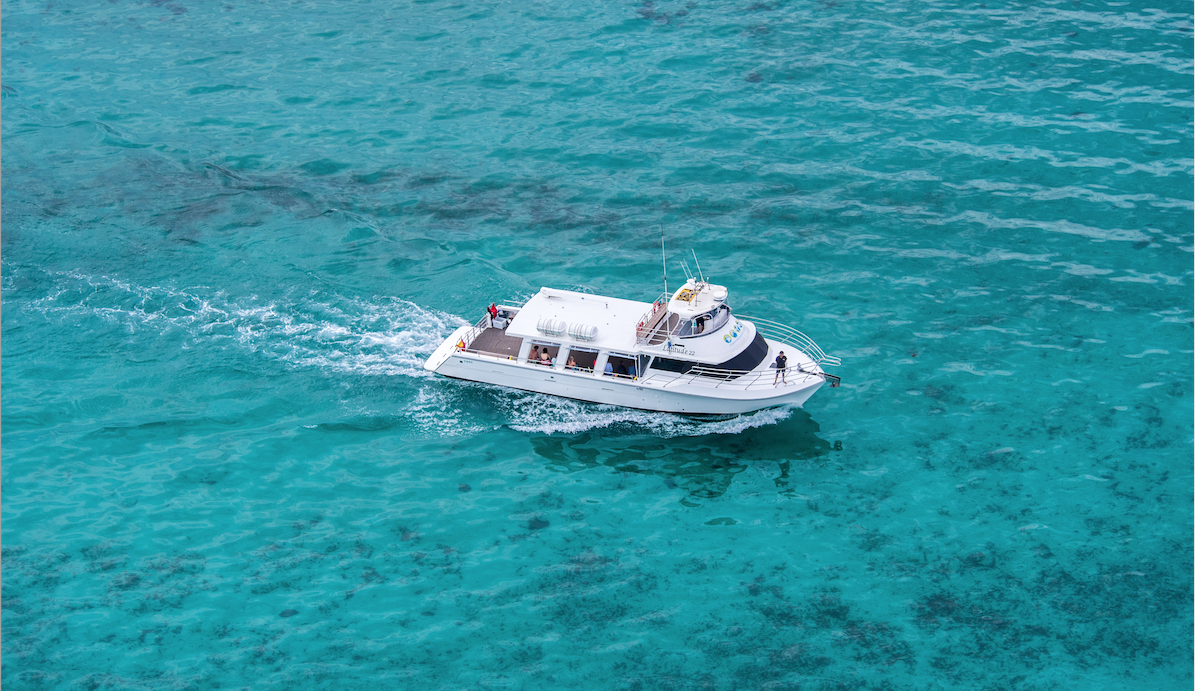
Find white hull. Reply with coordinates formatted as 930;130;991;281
425;326;825;415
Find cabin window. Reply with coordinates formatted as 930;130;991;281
649;357;694;374
604;353;638;379
649;332;770;379
565;347;598;373
677;305;731;338
528;342;560;366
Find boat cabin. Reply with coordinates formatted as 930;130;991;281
458;279;771;382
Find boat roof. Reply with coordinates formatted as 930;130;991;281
668;279;728;318
506;287;650;354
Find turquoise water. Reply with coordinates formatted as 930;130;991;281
3;0;1192;687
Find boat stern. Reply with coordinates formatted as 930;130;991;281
424;325;472;373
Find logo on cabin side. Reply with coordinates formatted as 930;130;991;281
723;321;744;344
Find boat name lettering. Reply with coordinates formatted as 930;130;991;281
665;344;696;356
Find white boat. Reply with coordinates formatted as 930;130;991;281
423;278;840;415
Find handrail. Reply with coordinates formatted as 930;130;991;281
458;346;519;360
457;316;489;350
644;312;841;390
737;314;841;367
634;293;672;344
460;306;519;350
661;361;836;391
642;318;674;345
602;371;639;381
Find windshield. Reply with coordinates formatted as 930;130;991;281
676;305;730;338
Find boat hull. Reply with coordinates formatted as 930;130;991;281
426;350;824;415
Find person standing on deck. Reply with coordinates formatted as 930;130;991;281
773;351;788;385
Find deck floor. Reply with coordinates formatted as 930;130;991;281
469;327;524;357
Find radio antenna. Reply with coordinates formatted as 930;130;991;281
691;249;706;284
660;225;668;298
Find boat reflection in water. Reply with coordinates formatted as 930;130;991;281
529;410;834;501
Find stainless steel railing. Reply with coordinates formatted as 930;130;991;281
736;314;841;367
634;293;672;344
458;315;489;349
654;362;840;391
460;304;524;349
644;314;840;390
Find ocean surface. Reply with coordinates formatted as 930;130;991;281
2;0;1192;688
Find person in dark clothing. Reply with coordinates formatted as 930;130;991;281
774;350;788;385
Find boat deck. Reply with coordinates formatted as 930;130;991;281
469;326;523;357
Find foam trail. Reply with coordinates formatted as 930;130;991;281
16;267;466;379
406;384;490;437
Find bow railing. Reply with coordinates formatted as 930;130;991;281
656;363;840;390
737;314;841;367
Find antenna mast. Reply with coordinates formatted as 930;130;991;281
660;225;667;298
691;249;706;285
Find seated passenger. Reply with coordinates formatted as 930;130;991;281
540;351;552;365
566;355;578;370
529;346;540;363
617;364;628;376
627;364;637;377
604;362;614;376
